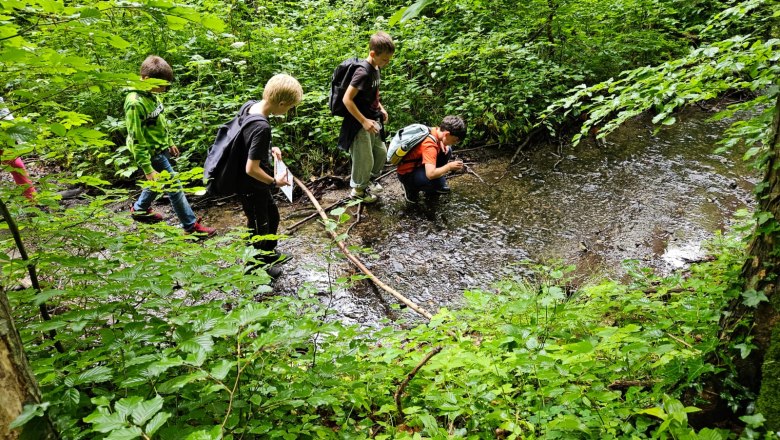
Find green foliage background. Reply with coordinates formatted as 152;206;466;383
2;0;746;180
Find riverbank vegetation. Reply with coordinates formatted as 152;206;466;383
5;202;764;438
2;0;779;437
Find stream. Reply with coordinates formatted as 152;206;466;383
204;109;756;327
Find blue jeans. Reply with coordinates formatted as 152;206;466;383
398;148;452;199
133;152;197;230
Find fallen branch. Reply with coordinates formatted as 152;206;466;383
509;128;542;165
394;346;443;424
463;164;485;183
294;176;434;321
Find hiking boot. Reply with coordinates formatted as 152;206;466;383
402;184;420;204
265;265;284;279
350;188;378;204
130;207;164;223
437;183;451;194
185;220;217;239
368;181;384;194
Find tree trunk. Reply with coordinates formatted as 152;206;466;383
0;290;56;439
740;91;780;429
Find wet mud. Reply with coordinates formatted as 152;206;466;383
202;109;756;327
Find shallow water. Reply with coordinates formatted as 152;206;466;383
204;109;756;326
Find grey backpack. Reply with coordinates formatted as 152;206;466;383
386;124;436;165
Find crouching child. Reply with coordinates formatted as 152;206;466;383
396;116;466;203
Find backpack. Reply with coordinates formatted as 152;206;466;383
203;100;267;196
386;124;436;165
328;58;372;117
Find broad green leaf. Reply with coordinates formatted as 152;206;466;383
145;411;172;436
130;395;163;426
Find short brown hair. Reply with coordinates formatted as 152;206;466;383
369;32;395;55
263;74;303;106
440;116;466;140
140;55;174;82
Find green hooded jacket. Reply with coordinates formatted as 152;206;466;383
124;90;171;175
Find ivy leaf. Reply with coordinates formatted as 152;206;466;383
9;402;49;429
741;289;768;307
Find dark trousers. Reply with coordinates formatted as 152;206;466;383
239;189;279;261
398;148;452;197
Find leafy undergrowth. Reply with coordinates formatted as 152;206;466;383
3;201;771;439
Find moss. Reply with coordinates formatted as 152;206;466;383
757;322;780;431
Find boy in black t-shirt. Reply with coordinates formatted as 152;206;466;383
337;31;395;203
240;74;303;277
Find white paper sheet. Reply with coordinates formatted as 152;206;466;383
274;158;294;202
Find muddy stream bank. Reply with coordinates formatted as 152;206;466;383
202;110;756;327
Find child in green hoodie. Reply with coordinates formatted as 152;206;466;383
125;55;215;238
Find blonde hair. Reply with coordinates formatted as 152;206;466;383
263;74;303;106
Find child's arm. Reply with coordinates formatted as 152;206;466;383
245;159;289;187
378;101;388;123
343;86;380;134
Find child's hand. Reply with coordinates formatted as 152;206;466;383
169;145;180;157
362;119;380;134
271;147;283;161
145;171;159;181
276;175;290;187
448;160;464;173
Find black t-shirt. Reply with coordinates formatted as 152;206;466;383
337;63;384;150
350;65;381;117
239;117;273;193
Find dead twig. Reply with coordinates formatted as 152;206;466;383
608;379;660;390
463;164;485;183
456;142;498;154
666;332;696;350
509;128;542;164
394;346;443;424
345;203;363;235
294;177;434;320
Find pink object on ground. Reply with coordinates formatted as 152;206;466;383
3;155;37;201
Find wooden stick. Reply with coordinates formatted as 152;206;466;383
509;128;542;164
463;164;485;183
293;177;434;321
456;143;498;154
394;346;443;423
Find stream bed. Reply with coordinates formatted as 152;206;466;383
204;109;756;326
